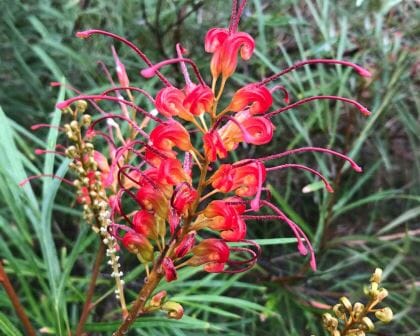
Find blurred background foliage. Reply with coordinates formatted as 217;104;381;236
0;0;419;335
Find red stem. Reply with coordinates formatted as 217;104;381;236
75;242;106;336
0;261;36;336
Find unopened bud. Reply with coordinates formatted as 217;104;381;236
339;297;352;311
370;268;382;284
65;146;77;158
76;100;88;113
353;302;365;319
377;288;389;301
162;301;184;320
150;290;167;307
81;114;91;126
333;304;346;320
361;316;374;331
375;307;393;323
70;120;79;131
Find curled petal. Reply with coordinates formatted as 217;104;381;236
203;131;228;162
158;158;191;186
155;87;187;118
206;28;255;79
242;117;274;145
187;238;230;272
209;164;236;193
122;232;153;262
219;32;255;78
204;197;247;241
150;121;192;152
171;183;198;216
183;85;214;116
174;231;196;258
132;210;158;239
162;257;177;282
204;28;229;53
136;186;168;218
228;84;273;114
233;161;267;198
162;301;184;320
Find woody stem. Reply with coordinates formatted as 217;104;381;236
113;265;164;336
0;261;36;336
75;241;106;336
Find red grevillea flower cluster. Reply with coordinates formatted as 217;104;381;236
33;0;370;307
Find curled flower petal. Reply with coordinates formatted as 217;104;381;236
183;84;214;116
155;87;188;118
174;231;196;258
162;257;177;282
122;231;153;262
242;117;274;145
171;183;198;216
203;131;228;162
187;238;230;272
228;84;273;114
205;28;255;79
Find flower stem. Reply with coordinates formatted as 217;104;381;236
113;266;164;336
0;261;36;336
75;241;106;336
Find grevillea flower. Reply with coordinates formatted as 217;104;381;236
202;197;247;241
43;0;371;331
122;232;153;262
187;239;230;272
227;84;273;114
171;183;198;216
205;28;255;80
183;84;214;116
155;87;187;118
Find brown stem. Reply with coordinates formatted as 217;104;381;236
113;267;164;336
75;242;106;336
0;261;36;336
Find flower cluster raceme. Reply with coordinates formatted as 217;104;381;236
28;0;371;330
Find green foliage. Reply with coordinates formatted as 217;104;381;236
0;0;418;335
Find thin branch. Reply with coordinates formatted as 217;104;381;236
0;261;36;336
75;242;106;336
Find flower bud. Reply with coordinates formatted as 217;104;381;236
339;297;352;312
76;100;88;113
353;302;365;319
333;304;346;320
122;232;153;262
174;231;196;258
162;257;177;282
322;313;338;329
150;290;167;308
361;316;374;331
70;120;79;131
377;288;389;301
370;268;382;284
375;307;393;323
81;114;92;126
162;301;184;320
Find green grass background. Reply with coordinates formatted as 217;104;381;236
0;0;419;335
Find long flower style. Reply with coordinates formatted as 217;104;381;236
27;0;371;334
